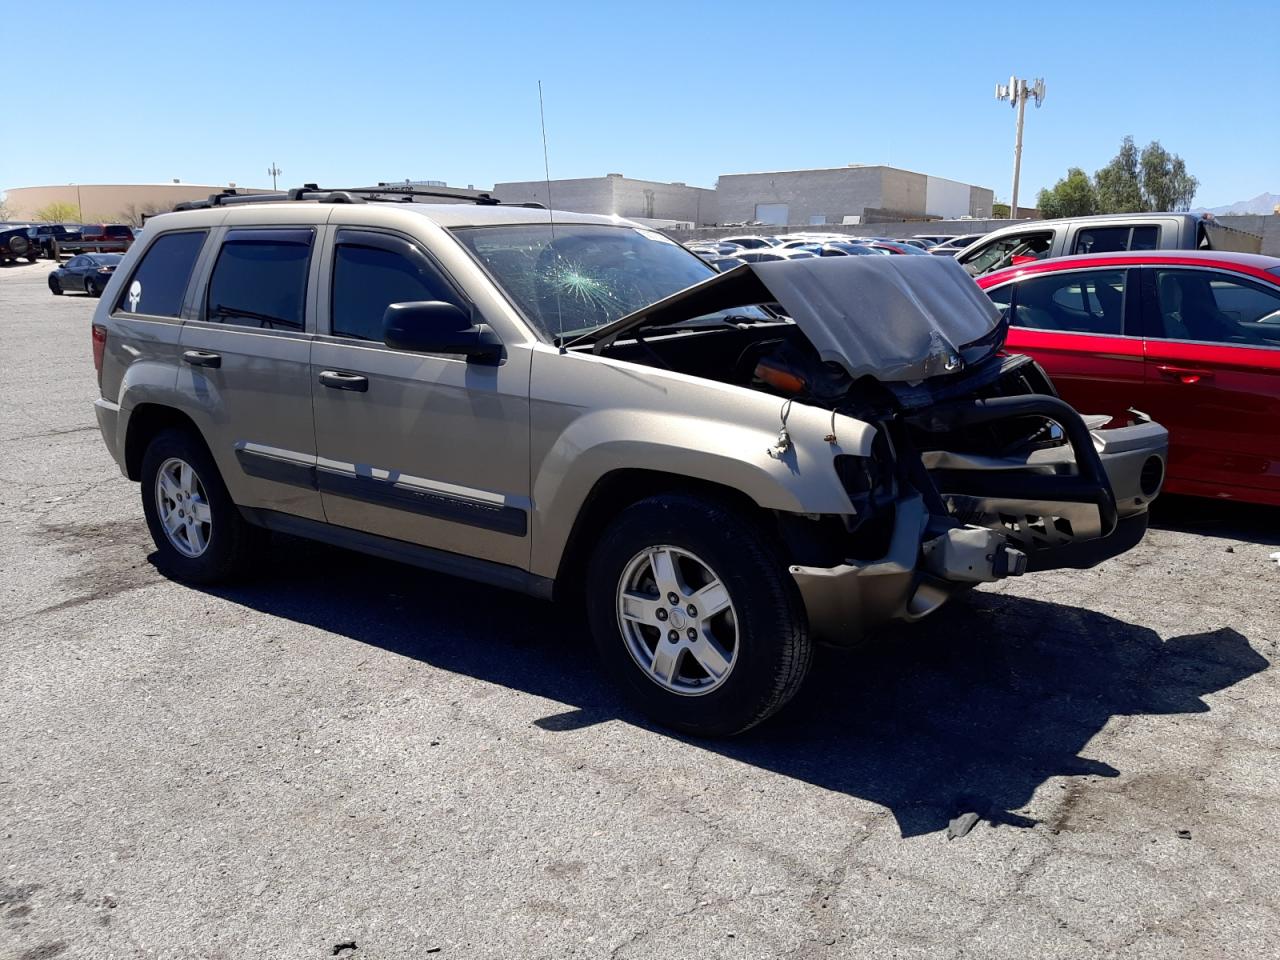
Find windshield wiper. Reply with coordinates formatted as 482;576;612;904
211;303;299;330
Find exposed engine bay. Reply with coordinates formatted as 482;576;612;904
575;256;1168;639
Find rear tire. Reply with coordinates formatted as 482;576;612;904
140;428;265;584
586;494;812;737
85;277;100;297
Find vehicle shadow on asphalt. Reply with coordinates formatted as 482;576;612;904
195;536;1269;839
1151;494;1280;546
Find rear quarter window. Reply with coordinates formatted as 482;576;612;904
115;230;208;317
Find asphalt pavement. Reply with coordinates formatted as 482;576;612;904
2;257;1278;960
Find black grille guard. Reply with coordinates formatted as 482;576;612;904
905;394;1120;540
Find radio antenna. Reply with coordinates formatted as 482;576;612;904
538;80;566;351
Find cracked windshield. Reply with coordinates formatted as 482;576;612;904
453;222;765;341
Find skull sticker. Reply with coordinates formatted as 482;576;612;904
127;280;142;312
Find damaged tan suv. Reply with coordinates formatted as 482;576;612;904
91;187;1169;736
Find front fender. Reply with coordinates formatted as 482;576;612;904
529;404;873;579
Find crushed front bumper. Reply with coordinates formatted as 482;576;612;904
790;494;956;645
790;397;1169;645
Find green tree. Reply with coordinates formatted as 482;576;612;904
1036;167;1098;219
35;201;82;222
1093;136;1144;213
992;202;1010;218
0;192;12;221
1139;141;1198;211
1090;135;1199;213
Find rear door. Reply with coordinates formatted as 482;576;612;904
992;266;1145;423
178;226;325;521
309;227;532;569
1140;266;1280;501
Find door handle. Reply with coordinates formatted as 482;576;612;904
318;370;369;392
182;350;222;369
1155;364;1214;385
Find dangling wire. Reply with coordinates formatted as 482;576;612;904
767;399;793;459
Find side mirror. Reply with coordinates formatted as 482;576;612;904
382;301;503;364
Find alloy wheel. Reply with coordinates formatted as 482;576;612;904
154;457;213;557
616;545;739;696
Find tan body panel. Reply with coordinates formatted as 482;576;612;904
526;344;877;578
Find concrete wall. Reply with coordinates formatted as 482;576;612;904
716;167;886;226
714;165;994;227
491;175;717;226
881;169;926;219
1214;214;1280;257
969;186;995;218
925;176;971;220
3;183;272;223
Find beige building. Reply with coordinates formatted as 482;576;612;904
3;183;273;224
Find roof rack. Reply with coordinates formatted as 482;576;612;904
171;184;546;213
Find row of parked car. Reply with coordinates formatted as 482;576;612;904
685;232;986;271
685;212;1277;508
0;221;135;263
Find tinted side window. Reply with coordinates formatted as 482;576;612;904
985;283;1013;321
1151;270;1280;347
205;228;313;331
1073;225;1160;254
115;230;207;317
1009;270;1126;335
1074;227;1127;254
1129;225;1158;251
331;242;458;341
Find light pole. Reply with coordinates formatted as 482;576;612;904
267;163;282;190
994;77;1045;218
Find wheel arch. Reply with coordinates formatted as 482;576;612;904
551;468;772;603
123;403;209;481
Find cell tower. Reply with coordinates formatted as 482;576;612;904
994;77;1046;218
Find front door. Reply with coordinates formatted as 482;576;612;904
1140;266;1280;501
309;228;532;569
997;266;1146;425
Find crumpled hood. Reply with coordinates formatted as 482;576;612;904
589;254;1003;383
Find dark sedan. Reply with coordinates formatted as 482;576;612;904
48;253;122;297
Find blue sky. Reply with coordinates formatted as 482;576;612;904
3;0;1275;207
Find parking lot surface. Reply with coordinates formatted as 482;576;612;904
2;257;1279;960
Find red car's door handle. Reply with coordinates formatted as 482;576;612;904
1155;364;1214;385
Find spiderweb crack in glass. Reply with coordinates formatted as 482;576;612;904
451;223;768;341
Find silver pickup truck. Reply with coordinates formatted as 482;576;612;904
90;187;1169;736
958;212;1262;277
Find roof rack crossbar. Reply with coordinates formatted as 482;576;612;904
168;184;546;213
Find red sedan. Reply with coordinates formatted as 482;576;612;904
978;251;1280;506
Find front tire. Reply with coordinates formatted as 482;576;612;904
140;428;264;584
586;494;812;737
49;276;62;295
